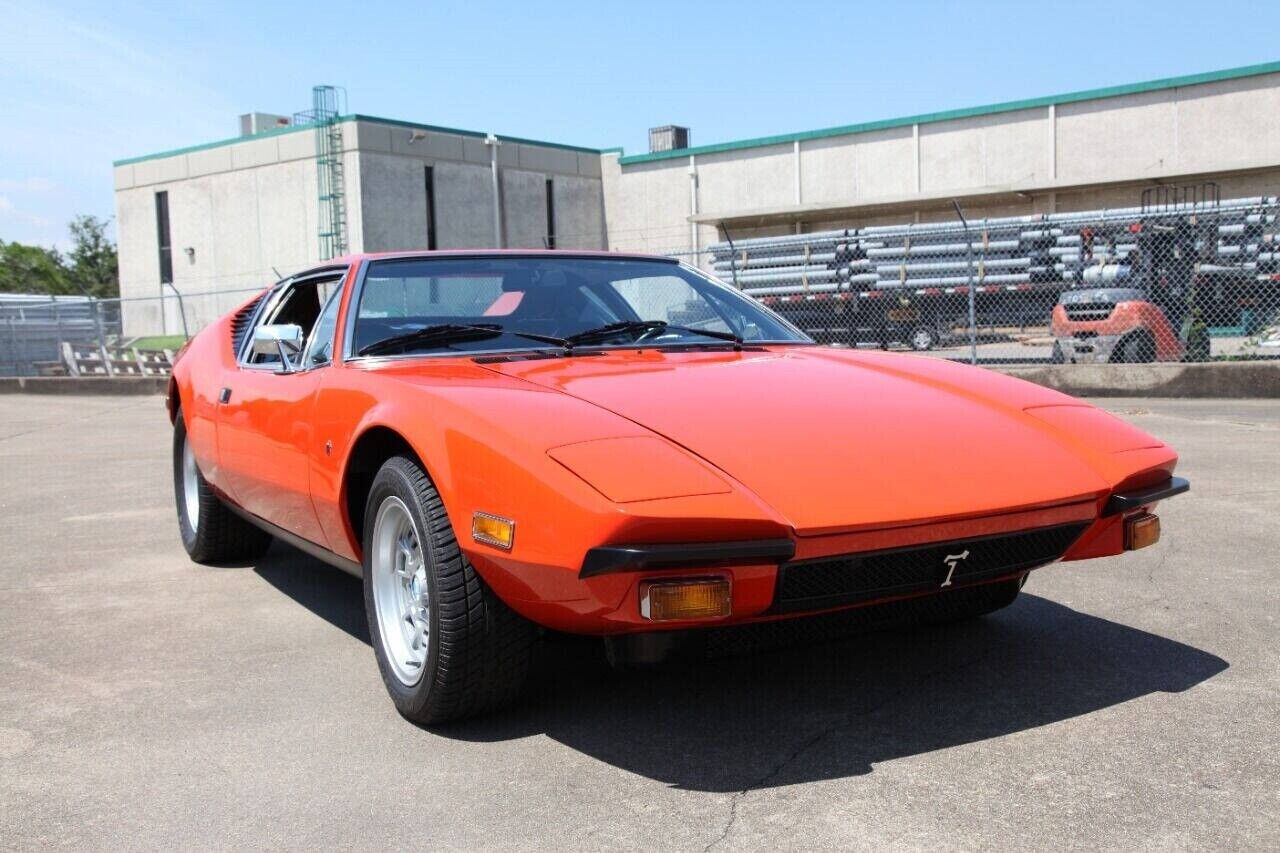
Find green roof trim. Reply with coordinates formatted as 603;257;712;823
113;114;605;167
617;59;1280;165
112;121;313;167
345;114;604;153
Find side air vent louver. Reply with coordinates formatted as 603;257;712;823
230;294;263;355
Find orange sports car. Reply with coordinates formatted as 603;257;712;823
168;251;1188;724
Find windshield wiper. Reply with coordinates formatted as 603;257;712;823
566;320;743;349
359;318;744;359
564;320;667;345
358;323;504;357
358;323;572;358
661;323;743;348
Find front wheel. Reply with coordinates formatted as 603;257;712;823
172;407;271;564
363;456;535;725
1117;331;1156;363
909;326;936;351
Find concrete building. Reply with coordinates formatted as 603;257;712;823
600;60;1280;255
114;60;1280;335
113;115;606;334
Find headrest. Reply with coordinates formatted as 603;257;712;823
502;267;569;292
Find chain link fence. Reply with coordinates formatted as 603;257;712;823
670;190;1280;366
1;286;263;376
6;192;1280;377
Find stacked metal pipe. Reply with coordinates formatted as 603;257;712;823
704;196;1280;298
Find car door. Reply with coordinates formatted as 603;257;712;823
215;267;350;547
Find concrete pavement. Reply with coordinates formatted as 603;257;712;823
0;395;1276;850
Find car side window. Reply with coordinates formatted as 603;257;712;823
244;273;345;368
303;284;343;368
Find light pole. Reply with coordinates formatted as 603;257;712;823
485;134;503;248
952;199;977;365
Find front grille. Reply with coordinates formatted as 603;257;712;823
1063;303;1115;322
771;522;1089;614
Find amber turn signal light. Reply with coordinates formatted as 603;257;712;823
1124;513;1160;551
472;512;515;550
640;578;732;621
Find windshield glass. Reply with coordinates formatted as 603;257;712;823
350;256;810;357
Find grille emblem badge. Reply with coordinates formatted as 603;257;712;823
941;550;970;588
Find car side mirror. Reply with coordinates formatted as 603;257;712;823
252;324;304;372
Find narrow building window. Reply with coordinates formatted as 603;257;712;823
424;166;438;250
545;178;556;249
545;176;555;247
155;191;173;283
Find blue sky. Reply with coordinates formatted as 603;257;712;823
1;0;1276;250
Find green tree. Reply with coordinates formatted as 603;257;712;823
66;215;119;298
0;215;118;298
0;239;70;295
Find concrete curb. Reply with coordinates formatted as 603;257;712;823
0;376;168;395
994;361;1280;398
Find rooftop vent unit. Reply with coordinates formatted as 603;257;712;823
649;125;690;153
239;112;292;136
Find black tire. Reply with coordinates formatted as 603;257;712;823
172;407;272;564
1117;331;1156;363
363;456;534;725
909;326;936;351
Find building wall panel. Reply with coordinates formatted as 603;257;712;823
357;152;430;253
800;135;858;205
502;169;548;249
854;126;916;200
433;161;498;249
1056;89;1177;184
1174;73;1280;170
698;144;793;213
552;174;606;249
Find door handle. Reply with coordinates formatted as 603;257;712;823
218;387;232;404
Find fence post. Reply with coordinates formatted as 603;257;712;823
163;283;191;339
5;316;16;377
721;222;741;289
952;200;978;366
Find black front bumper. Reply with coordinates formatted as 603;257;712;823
1103;476;1190;516
768;522;1090;615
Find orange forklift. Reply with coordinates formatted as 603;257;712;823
1050;184;1266;363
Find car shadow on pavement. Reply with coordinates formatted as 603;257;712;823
255;542;370;644
254;544;1227;793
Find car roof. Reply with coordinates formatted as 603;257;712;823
326;249;679;266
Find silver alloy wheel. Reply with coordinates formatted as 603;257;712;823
371;496;431;686
911;328;934;350
182;436;200;530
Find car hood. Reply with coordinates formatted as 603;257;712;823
481;347;1125;536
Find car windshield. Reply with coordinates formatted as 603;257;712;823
350;256;810;357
